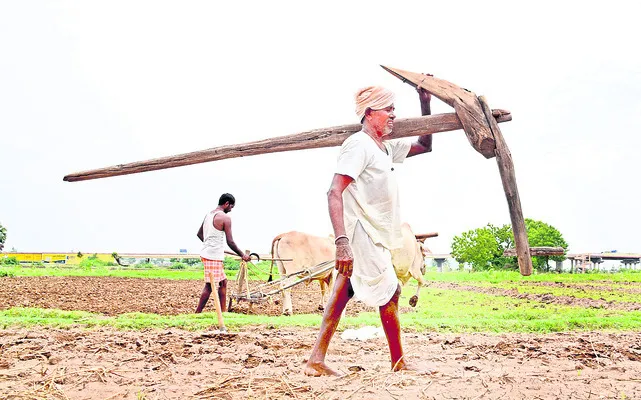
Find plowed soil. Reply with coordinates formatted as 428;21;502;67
2;276;641;399
0;276;381;316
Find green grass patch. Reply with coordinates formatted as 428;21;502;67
399;287;641;332
0;266;204;280
0;307;323;330
464;281;641;304
3;287;641;333
0;261;277;281
5;267;640;285
4;268;641;333
424;270;641;284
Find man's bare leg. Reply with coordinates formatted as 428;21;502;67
380;285;434;373
379;285;407;371
304;274;353;377
195;283;212;313
218;279;228;312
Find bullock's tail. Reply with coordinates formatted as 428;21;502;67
268;233;286;282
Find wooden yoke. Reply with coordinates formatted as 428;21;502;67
62;109;511;182
382;66;533;276
61;66;532;276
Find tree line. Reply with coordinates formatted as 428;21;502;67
0;222;6;251
451;218;568;272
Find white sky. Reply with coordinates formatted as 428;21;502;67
1;1;640;256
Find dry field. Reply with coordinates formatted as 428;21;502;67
1;276;641;399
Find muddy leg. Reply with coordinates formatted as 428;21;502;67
195;283;212;313
379;285;405;370
304;274;353;377
218;279;228;313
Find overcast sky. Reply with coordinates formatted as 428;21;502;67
1;1;640;256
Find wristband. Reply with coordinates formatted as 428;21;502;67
334;235;349;244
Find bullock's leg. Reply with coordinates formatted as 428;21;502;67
277;261;294;316
318;280;326;311
318;273;334;311
282;289;294;316
304;274;353;377
409;277;426;308
408;284;421;308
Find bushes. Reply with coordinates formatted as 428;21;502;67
0;269;15;277
169;262;187;270
170;257;200;266
79;254;117;269
0;256;19;266
223;256;240;271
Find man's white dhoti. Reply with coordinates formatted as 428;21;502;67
334;130;411;307
351;221;399;307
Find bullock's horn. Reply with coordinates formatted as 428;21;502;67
250;252;261;262
415;232;438;240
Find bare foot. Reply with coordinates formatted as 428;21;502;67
304;361;342;377
393;360;437;375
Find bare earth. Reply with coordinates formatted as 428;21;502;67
2;327;641;399
1;277;641;399
0;276;379;316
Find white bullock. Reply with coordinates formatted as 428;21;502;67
269;232;336;316
391;223;434;307
269;224;435;315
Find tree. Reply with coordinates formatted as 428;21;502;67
451;224;514;270
0;223;6;251
524;218;568;271
451;219;568;272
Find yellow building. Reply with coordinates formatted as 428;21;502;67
1;252;198;265
2;252;43;263
1;252;116;265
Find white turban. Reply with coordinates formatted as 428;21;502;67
355;86;395;122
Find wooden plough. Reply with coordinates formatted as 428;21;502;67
227;254;334;313
64;66;533;275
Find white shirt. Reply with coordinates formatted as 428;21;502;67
335;131;411;250
200;210;225;260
